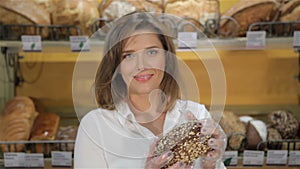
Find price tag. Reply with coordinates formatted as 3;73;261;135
288;151;300;166
266;150;288;165
24;153;44;167
70;36;90;52
21;35;42;52
51;151;72;167
293;31;300;48
246;31;266;49
177;32;198;49
223;151;238;166
4;152;25;167
266;150;287;165
243;150;264;166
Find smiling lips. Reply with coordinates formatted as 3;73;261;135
134;74;154;82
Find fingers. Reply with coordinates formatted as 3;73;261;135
147;139;158;161
146;151;173;169
186;112;196;121
167;162;186;169
206;149;221;159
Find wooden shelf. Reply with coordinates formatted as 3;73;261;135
1;37;298;63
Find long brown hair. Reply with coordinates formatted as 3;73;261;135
95;12;181;111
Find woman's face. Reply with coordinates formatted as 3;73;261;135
120;31;165;96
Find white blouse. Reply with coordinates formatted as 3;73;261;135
74;100;227;169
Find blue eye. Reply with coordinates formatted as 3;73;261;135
123;53;135;59
146;49;158;56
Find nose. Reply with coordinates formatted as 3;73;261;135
136;52;145;71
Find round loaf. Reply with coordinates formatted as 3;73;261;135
246;120;267;150
268;110;299;139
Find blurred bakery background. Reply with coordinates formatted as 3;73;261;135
0;0;300;168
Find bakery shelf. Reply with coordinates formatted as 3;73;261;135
0;140;75;158
0;37;298;63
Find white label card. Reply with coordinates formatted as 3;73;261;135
51;151;72;167
288;151;300;166
24;153;44;167
243;150;264;166
246;31;266;49
4;152;25;167
266;150;288;165
223;151;238;166
177;32;198;49
70;36;90;51
21;35;42;51
293;31;300;48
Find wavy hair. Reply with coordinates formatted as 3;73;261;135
95;12;181;111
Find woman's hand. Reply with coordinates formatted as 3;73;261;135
145;140;191;169
187;113;227;169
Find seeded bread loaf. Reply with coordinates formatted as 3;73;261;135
268;110;299;139
154;121;212;168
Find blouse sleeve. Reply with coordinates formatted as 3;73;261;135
74;113;108;169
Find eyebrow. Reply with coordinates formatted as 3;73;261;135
122;46;162;54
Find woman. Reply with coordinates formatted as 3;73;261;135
74;12;227;169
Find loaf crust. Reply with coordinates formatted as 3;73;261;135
219;111;246;150
0;0;50;24
30;112;60;154
220;0;280;37
0;96;38;152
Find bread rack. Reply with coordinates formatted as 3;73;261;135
248;20;300;38
257;139;300;152
0;24;81;41
0;140;75;158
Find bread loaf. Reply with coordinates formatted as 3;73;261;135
0;0;51;25
0;0;51;39
0;96;39;152
219;111;246;151
55;125;78;151
30;112;60;154
154;121;212;169
165;0;204;21
246;120;267;150
266;127;282;150
268;110;299;139
220;0;280;37
279;0;300;32
99;0;163;21
52;0;100;35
